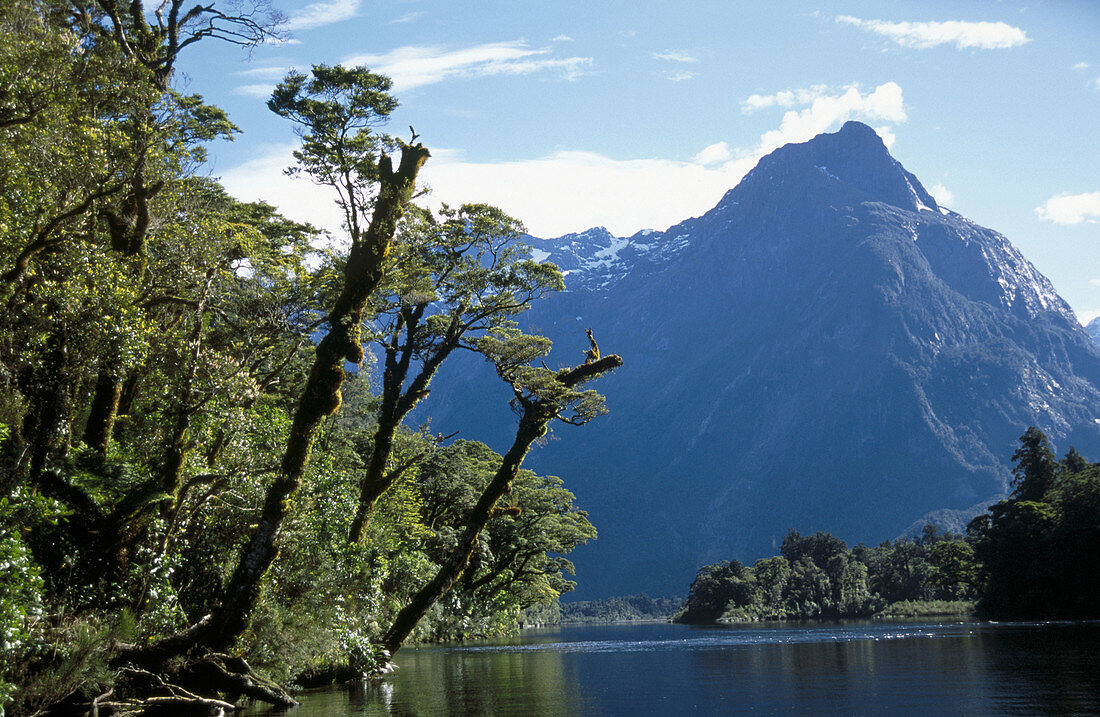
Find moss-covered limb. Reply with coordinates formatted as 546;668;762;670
94;651;296;713
0;186;120;289
381;410;548;653
205;142;428;653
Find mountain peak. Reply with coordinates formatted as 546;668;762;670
836;119;886;141
741;121;938;213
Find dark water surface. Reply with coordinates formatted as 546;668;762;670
256;621;1100;715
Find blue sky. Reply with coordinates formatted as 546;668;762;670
175;0;1100;321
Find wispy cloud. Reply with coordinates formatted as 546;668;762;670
693;142;732;166
667;71;697;82
653;50;698;63
1035;192;1100;225
235;66;291;80
1073;61;1089;71
390;11;425;24
344;41;593;90
552;34;574;42
836;16;1030;50
285;0;361;31
234;83;278;98
233;66;294;99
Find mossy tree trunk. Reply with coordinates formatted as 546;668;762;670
348;307;460;543
82;368;122;455
205;143;429;651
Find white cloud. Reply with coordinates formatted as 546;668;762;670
285;0;360;31
218;144;739;238
344;41;592;90
1073;61;1089;70
653;50;698;63
218;83;908;239
1089;279;1100;287
233;66;293;96
1035;192;1100;225
693;142;732;166
667;71;697;82
219;145;345;233
873;125;897;149
836;16;1030;50
421;151;758;237
552;35;574;42
1077;308;1100;325
753;82;907;156
1095;76;1100;91
929;182;955;206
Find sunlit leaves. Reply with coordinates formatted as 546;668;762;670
268;65;398;234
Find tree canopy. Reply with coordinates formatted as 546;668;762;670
0;5;619;712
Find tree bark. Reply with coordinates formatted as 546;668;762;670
205;143;429;650
17;329;72;487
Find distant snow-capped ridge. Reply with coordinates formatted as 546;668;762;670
529;225;693;293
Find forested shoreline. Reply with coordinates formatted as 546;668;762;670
676;428;1100;625
0;1;622;713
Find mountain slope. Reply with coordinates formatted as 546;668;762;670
418;121;1100;598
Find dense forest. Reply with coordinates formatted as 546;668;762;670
676;427;1100;625
0;1;622;713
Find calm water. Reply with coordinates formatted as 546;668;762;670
255;621;1100;715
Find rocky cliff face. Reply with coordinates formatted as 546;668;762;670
419;122;1100;598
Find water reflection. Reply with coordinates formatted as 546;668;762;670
255;621;1100;716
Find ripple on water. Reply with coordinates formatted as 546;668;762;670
448;621;977;654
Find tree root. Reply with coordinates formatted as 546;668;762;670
176;652;296;708
62;646;298;715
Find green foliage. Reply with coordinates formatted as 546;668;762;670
677;427;1100;625
4;617;121;717
969;427;1100;619
676;528;977;624
874;600;974;618
268;64;398;236
0;6;603;709
0;492;45;708
1010;426;1058;502
558;594;684;624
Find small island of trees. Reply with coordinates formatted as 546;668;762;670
676;427;1100;625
